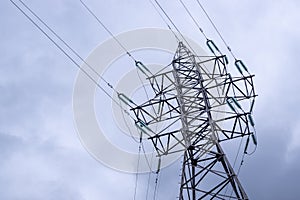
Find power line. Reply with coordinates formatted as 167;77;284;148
153;171;160;200
11;2;156;197
147;0;180;42
10;0;136;121
18;0;117;94
79;0;136;62
145;150;155;200
134;134;142;200
150;0;211;77
152;0;194;51
79;0;159;89
177;0;225;58
78;3;167;198
195;0;237;60
119;101;140;143
178;0;208;40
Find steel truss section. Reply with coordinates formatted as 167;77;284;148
131;42;256;199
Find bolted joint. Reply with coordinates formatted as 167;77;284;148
191;158;197;166
216;153;224;162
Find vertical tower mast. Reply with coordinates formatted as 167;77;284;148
173;43;248;199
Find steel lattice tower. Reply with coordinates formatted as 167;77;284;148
131;42;256;199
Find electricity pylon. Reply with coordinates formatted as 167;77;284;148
130;42;256;199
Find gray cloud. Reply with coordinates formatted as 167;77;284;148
1;0;300;199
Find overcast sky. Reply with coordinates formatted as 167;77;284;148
1;0;300;199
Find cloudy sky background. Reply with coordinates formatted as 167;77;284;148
1;0;300;199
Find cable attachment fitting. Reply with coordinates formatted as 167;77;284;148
135;119;154;137
156;156;161;174
135;61;152;77
118;93;137;108
206;39;220;55
235;60;248;75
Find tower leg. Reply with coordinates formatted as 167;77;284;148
179;142;248;200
